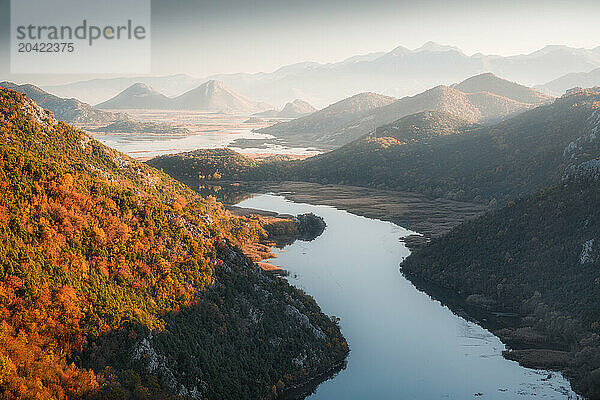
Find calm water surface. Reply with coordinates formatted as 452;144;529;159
236;194;579;400
92;129;318;159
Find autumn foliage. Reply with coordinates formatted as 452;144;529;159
0;88;268;399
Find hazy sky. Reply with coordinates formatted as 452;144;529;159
1;0;600;84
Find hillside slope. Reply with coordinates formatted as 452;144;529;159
373;110;476;141
254;99;317;118
401;173;600;399
257;92;396;148
96;83;173;109
0;82;126;124
538;68;600;96
172;80;272;113
0;88;347;400
250;88;600;204
452;72;553;104
259;75;544;149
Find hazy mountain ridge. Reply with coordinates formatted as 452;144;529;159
96;82;173;109
247;88;600;204
254;99;317;118
206;43;600;106
259;74;547;149
0;81;127;124
538;67;600;96
38;43;600;108
171;80;273;112
452;72;553;104
96;80;273;113
43;74;202;106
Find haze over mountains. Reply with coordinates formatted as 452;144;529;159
0;81;126;124
254;99;317;118
258;92;396;148
259;73;551;148
97;80;273;113
44;74;202;106
250;87;600;205
171;80;272;113
36;43;600;107
96;83;172;110
452;73;552;104
538;67;600;96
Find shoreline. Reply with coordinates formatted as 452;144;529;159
228;180;487;238
231;186;581;398
401;268;580;395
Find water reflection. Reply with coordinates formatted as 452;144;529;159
236;194;579;400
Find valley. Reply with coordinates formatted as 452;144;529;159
137;79;600;398
2;27;600;399
234;194;577;399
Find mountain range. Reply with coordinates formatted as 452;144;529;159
537;67;600;96
259;73;552;149
0;81;127;124
145;85;600;400
242;87;600;206
37;43;600;107
97;80;273;113
253;99;317;118
43;74;202;106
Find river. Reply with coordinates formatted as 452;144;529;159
236;194;579;400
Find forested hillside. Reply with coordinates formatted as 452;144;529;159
248;88;600;205
0;82;127;124
373;110;475;141
148;148;257;186
0;88;348;400
401;173;600;399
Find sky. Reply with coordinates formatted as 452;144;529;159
1;0;600;85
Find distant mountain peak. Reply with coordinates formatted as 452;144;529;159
452;73;553;104
253;98;316;118
122;82;157;95
173;80;272;113
280;99;316;116
414;41;463;53
204;79;226;89
96;82;172;109
386;45;411;57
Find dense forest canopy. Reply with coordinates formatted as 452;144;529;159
401;172;600;398
0;88;347;400
242;88;600;205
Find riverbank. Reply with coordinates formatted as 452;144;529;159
200;182;580;397
236;193;577;399
401;266;584;397
227;181;487;238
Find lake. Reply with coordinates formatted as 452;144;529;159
87;110;320;159
236;194;579;400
